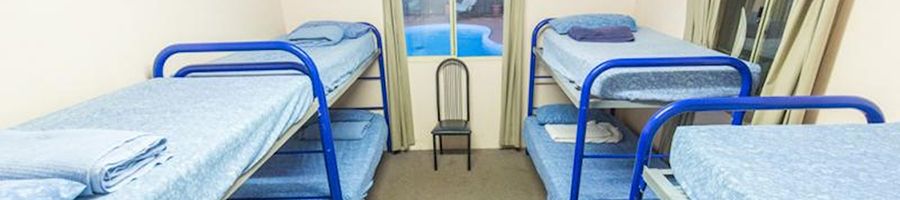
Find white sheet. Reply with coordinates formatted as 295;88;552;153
544;121;623;144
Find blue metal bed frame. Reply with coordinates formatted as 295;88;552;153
627;96;886;200
151;23;390;200
526;18;756;200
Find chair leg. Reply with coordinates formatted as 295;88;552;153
433;135;438;171
439;135;444;154
467;135;472;171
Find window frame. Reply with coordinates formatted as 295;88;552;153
402;0;505;58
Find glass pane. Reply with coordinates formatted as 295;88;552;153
713;0;764;60
403;0;451;56
456;0;503;57
755;0;793;80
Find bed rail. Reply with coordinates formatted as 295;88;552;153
152;41;345;199
628;96;885;200
173;62;308;77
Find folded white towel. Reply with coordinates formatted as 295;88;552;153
544;121;623;144
0;129;170;196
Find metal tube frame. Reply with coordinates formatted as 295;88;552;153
627;96;885;200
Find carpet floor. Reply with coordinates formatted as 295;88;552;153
368;149;547;200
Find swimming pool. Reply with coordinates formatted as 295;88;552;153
405;24;502;57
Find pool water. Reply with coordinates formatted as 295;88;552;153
405;24;502;57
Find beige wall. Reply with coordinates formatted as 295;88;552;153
634;0;687;37
811;0;900;123
0;0;286;128
280;0;386;32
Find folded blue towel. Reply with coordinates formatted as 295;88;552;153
0;130;170;196
0;179;85;200
568;26;635;42
301;121;371;140
288;25;346;47
549;14;638;34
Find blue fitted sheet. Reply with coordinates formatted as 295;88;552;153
524;114;663;200
208;33;377;92
671;123;900;200
13;76;314;200
231;111;387;200
541;28;761;102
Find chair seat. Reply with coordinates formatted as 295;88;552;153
431;120;471;135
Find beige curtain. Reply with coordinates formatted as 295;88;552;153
751;0;840;124
383;0;416;150
498;0;526;148
684;0;723;47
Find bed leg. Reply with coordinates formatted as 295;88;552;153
433;135;438;171
467;135;472;171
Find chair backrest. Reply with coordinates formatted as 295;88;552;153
435;58;470;122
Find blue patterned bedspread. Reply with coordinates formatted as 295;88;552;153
14;76;314;200
210;33;376;92
231;111;387;200
541;28;761;102
524;113;663;200
671;123;900;200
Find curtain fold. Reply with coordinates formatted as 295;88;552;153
382;0;416;150
751;0;840;125
684;0;723;47
498;0;526;148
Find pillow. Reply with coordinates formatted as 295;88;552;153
534;104;609;125
301;121;371;140
330;110;377;122
306;110;377;126
294;20;372;39
0;179;85;200
548;14;638;34
287;25;346;47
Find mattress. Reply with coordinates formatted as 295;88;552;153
671;123;900;200
209;33;377;92
540;28;761;102
524;114;664;200
231;111;387;200
13;76;314;200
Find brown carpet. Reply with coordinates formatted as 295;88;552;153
368;149;546;200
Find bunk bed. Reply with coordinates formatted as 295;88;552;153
524;16;759;200
629;96;896;200
10;23;389;200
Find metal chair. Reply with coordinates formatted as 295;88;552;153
432;58;472;171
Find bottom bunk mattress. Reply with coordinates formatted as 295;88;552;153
671;122;900;200
231;110;388;200
12;77;314;199
524;112;663;200
540;28;761;102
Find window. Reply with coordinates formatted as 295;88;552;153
714;0;794;81
403;0;504;57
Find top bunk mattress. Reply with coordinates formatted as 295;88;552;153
540;28;761;102
210;33;378;92
13;77;314;200
670;122;900;200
